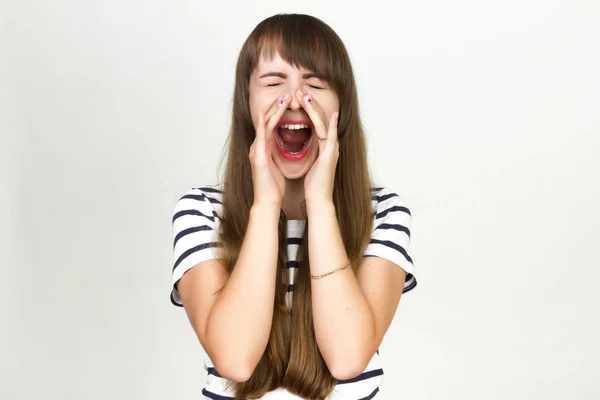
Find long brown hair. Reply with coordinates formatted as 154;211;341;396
216;14;374;399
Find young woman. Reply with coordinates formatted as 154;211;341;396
170;13;417;400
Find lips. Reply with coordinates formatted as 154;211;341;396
274;120;314;161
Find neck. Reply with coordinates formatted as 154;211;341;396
281;178;306;220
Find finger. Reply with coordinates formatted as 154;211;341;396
265;94;291;124
265;94;291;133
327;112;339;144
249;142;255;158
255;111;266;141
296;90;327;139
321;112;339;156
253;112;270;166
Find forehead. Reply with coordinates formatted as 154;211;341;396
254;51;311;75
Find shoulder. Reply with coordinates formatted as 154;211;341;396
173;183;224;220
370;185;411;218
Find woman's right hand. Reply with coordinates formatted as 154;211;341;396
249;94;291;207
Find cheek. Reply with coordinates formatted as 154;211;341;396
311;92;340;118
248;88;267;126
249;104;257;128
249;92;280;121
249;95;264;124
330;95;341;114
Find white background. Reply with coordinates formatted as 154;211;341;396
1;0;599;399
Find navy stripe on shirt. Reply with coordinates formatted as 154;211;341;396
374;223;411;238
287;237;303;245
366;239;413;264
193;186;223;194
376;205;411;219
173;242;221;272
338;368;384;384
181;192;223;206
376;192;399;203
201;389;235;400
359;387;380;400
172;208;218;224
173;225;214;248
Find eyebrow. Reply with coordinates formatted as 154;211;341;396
258;72;325;79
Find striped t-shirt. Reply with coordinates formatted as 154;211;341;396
171;183;416;399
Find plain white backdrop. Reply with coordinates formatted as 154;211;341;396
1;0;599;399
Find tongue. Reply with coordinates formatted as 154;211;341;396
278;128;310;153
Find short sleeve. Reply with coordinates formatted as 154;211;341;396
170;186;223;307
364;187;417;294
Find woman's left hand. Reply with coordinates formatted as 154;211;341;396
297;89;340;205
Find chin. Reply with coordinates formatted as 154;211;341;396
271;136;318;180
274;159;313;180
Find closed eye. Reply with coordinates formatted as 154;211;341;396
308;85;324;89
267;83;281;87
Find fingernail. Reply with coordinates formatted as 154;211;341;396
304;93;311;103
279;95;289;107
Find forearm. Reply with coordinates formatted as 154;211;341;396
307;201;376;377
206;204;280;377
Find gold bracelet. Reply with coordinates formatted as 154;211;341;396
311;260;351;280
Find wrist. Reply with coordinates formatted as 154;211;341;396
250;202;282;220
305;199;335;217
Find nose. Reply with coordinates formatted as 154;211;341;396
287;90;302;111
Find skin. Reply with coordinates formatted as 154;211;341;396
248;51;340;219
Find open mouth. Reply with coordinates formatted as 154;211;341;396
276;123;313;154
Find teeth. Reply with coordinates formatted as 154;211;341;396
279;124;310;130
